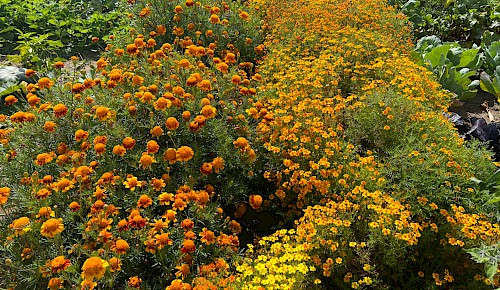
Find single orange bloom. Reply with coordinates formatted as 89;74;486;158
249;195;263;209
50;256;70;273
147;140;160;154
137;194;153;208
176;146;194;162
122;137;136;150
165;117;180;130
40;218;64;238
200;162;213;175
53;104;68;118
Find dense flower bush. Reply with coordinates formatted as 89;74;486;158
1;0;500;289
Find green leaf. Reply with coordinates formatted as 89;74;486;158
423;44;459;69
485;262;498;282
480;71;500;97
458;48;482;69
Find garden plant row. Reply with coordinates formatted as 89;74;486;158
0;0;500;289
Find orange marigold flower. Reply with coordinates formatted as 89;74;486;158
126;44;139;56
158;193;174;205
36;188;51;199
95;106;110;121
75;129;89;142
164;148;177;164
146;140;160;154
50;256;70;273
81;257;108;280
181;218;194;230
72;83;85;93
35;152;53;166
151;178;166;191
9;216;31;236
40;218;64;238
43;121;57;133
25;69;36;78
150;126;164;137
108;257;122;272
229;220;242;234
176;146;194;162
47;277;64;289
153;97;171;110
173;198;187;211
212;157;224;173
139;153;155;169
139;7;151;17
137;194;153;208
201;105;216;119
156;25;166;35
4;95;18;106
69;201;81;212
178;59;190;68
27;93;41;106
122;137;136;150
55;178;74;192
94;143;106;155
239;11;249;20
38;77;54;89
156;233;173;249
53;103;68;118
112;239;130;254
216;62;228;73
233;137;248;149
182;110;191;121
128;276;142;288
209;14;220;24
80;279;96;290
0;187;10;205
113;145;126;156
181;239;196;254
249;195;263;209
165;117;180;130
198;80;212;92
132;75;144;86
123;176;142;191
200;228;215;245
200;162;213;175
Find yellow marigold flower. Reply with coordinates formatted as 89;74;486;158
9;216;31;236
81;257;108;280
128;276;142;288
239;11;249;20
233;137;249;149
176;146;194;162
40;218;64;238
200;228;215;245
336;257;342;264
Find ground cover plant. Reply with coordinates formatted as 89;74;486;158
1;0;500;289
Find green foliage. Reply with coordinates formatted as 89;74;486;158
0;0;126;67
391;0;499;46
